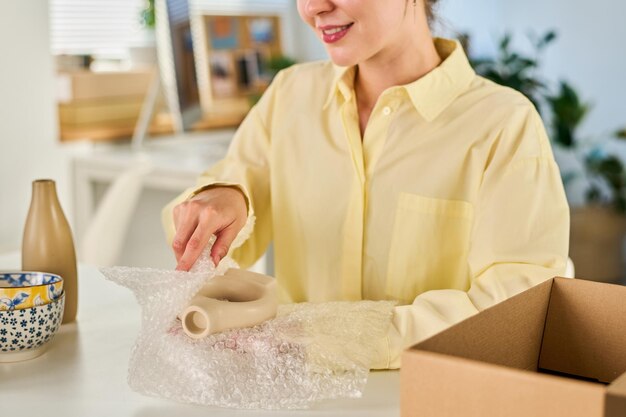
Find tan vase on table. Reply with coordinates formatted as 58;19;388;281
569;205;626;284
22;179;78;323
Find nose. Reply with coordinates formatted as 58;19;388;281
301;0;334;18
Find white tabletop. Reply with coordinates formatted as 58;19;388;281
0;252;400;416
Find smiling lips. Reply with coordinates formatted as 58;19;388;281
320;23;354;43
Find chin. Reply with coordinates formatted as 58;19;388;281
326;49;359;67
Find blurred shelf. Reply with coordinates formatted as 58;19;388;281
59;120;174;143
56;68;169;143
192;113;246;130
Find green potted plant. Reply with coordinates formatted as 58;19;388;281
470;31;556;111
249;55;297;106
140;0;155;29
266;55;297;78
469;31;626;283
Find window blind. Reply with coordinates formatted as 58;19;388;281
189;0;288;15
50;0;289;58
50;0;144;58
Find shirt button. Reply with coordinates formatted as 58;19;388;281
382;106;392;116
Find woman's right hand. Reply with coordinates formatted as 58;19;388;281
172;186;248;271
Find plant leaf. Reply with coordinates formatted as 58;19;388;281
615;128;626;139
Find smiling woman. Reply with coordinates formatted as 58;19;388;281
163;0;570;370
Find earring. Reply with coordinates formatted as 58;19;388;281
413;0;417;22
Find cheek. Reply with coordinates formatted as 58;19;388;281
366;12;404;48
353;21;384;51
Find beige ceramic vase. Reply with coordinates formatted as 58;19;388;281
180;268;277;339
22;179;78;323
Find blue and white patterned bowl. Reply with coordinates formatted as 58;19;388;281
0;271;64;311
0;293;65;362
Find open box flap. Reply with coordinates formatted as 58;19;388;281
539;278;626;384
413;278;553;370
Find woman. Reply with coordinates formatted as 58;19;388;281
163;0;569;369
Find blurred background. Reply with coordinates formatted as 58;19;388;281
0;0;625;284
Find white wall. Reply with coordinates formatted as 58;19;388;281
0;1;73;252
287;1;328;63
435;0;503;56
439;0;626;138
509;1;626;139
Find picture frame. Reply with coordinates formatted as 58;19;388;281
209;51;237;98
195;14;283;126
208;16;239;50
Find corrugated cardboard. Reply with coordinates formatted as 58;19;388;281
55;69;164;142
401;277;626;417
59;99;145;124
56;70;154;102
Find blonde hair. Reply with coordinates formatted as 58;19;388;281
425;0;439;24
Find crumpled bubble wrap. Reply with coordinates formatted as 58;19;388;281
101;235;395;409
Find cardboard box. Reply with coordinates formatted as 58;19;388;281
58;98;145;125
401;277;626;417
56;70;154;102
54;69;173;142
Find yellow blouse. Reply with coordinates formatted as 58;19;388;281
163;38;569;369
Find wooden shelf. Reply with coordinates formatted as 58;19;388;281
192;113;245;130
56;68;166;143
59;113;174;143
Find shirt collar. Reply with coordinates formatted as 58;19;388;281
323;64;356;109
323;38;476;121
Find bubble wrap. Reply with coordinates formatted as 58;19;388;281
101;234;395;409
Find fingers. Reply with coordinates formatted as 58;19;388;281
171;187;248;270
172;215;198;263
210;223;240;266
176;214;219;271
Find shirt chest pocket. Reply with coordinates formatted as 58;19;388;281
385;193;474;303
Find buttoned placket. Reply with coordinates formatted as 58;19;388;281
363;90;401;179
338;89;399;300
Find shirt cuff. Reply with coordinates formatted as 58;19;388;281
370;334;391;369
190;182;252;216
